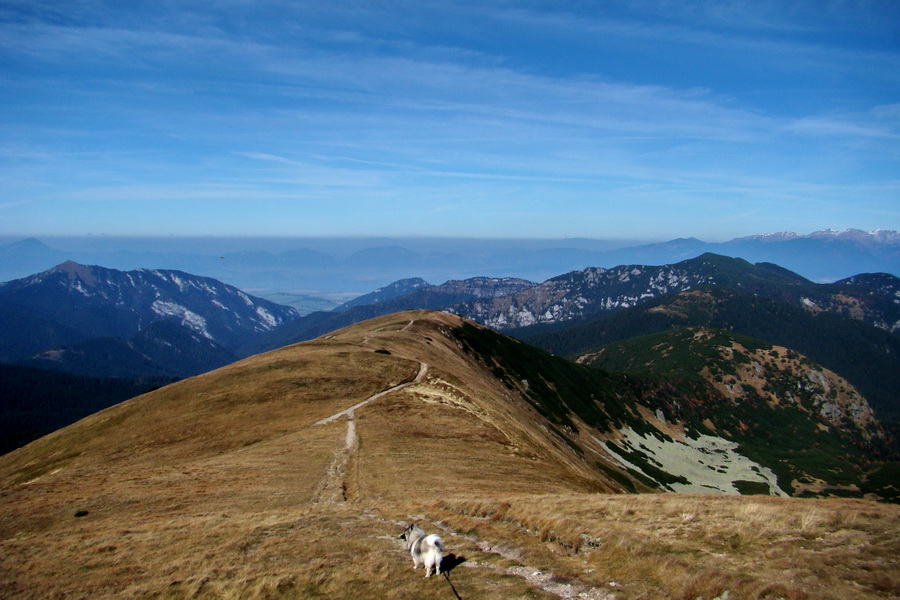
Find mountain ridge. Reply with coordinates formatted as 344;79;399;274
2;310;885;496
450;253;816;330
0;261;300;373
520;287;900;425
244;253;900;358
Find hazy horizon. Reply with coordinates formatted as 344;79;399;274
3;226;894;256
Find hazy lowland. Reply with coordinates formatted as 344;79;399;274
2;229;897;297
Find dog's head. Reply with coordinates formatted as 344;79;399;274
400;523;426;548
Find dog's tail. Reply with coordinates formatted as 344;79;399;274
427;534;444;552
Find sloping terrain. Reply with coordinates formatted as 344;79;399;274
0;364;173;456
453;253;900;334
0;262;306;454
1;311;897;599
246;254;899;367
238;276;536;357
332;277;433;311
0;261;299;370
522;287;900;424
822;272;900;333
19;319;238;379
577;327;893;499
452;253;812;330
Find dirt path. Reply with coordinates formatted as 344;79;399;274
383;516;616;600
313;361;428;426
311;413;358;504
311;361;428;504
309;355;613;598
430;521;616;600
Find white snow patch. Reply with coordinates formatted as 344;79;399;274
72;279;90;296
255;305;277;328
151;300;213;340
237;291;254;306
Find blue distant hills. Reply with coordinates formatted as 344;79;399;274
1;229;897;294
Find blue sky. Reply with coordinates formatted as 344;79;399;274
1;0;898;241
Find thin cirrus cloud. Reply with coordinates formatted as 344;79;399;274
0;0;897;238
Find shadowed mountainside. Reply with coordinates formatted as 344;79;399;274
520;287;900;425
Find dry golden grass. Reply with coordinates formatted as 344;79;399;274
1;311;897;600
429;493;900;600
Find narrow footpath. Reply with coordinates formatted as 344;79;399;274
311;361;428;503
313;361;428;426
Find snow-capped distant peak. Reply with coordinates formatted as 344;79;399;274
731;229;898;245
731;232;799;243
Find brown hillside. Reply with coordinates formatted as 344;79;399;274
1;310;897;599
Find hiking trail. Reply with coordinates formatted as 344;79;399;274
312;361;428;503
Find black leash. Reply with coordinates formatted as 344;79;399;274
443;571;462;600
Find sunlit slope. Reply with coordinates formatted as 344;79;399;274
0;310;618;599
577;326;894;499
0;310;620;497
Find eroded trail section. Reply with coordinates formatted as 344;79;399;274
313;361;428;426
312;361;428;504
312;414;358;504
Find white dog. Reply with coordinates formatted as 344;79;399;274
401;523;444;577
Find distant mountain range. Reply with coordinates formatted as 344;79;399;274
237;275;538;357
450;253;812;330
2;251;898;460
242;253;900;354
1;228;897;293
241;253;900;431
0;261;300;377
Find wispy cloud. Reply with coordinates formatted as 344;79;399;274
0;0;897;237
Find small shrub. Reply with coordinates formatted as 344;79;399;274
734;480;771;495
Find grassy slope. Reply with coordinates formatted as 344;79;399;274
1;310;898;599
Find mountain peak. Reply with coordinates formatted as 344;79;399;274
0;262;301;371
49;260;98;286
5;237;52;251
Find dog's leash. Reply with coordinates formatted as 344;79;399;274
442;571;462;600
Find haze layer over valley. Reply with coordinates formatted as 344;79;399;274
2;229;897;297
